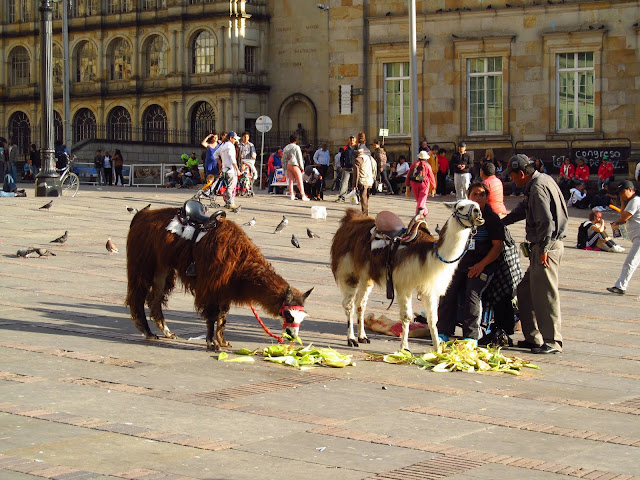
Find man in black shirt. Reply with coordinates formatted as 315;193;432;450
451;142;472;200
438;182;505;341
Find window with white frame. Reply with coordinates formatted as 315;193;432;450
192;31;215;74
245;46;256;73
557;52;594;132
383;62;410;135
8;0;17;23
9;46;30;86
467;57;503;134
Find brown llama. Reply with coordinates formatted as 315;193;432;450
125;206;313;350
330;200;484;352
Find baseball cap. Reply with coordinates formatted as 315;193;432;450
503;154;532;176
349;134;356;139
603;154;609;160
616;180;635;193
228;131;240;140
459;142;466;147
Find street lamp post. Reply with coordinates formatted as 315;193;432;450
35;0;62;196
409;0;419;161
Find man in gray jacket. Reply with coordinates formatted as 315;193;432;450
6;139;19;183
502;154;568;354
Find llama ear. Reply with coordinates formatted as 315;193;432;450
284;286;294;304
443;201;456;210
302;287;314;300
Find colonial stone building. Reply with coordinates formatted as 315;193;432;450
1;0;638;173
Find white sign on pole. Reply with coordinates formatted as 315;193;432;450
255;116;272;189
340;85;352;115
378;128;389;146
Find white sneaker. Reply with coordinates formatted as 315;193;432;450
302;196;310;201
613;245;626;253
290;195;296;200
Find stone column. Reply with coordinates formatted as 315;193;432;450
35;0;62;196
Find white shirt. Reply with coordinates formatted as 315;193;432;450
624;196;640;240
313;149;331;166
568;188;586;206
217;141;237;172
396;161;410;177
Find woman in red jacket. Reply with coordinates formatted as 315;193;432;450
406;150;436;217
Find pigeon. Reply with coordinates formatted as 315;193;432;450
435;224;441;234
17;248;35;258
231;205;242;214
140;204;151;211
34;248;56;257
106;237;119;255
126;205;138;214
274;215;288;234
39;200;53;210
244;217;256;227
291;234;300;248
307;228;320;239
50;231;68;244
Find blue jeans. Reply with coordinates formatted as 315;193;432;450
3;174;16;192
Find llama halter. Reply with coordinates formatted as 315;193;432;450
433;210;479;264
249;303;306;343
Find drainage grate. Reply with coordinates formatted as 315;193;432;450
365;455;485;480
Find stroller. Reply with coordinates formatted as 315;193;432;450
236;162;255;198
194;174;228;207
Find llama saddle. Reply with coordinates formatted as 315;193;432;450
165;200;226;243
370;211;432;251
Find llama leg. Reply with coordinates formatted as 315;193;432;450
340;278;359;347
215;304;232;348
127;278;156;339
422;292;441;351
397;292;413;351
204;304;221;351
354;279;374;344
148;271;177;339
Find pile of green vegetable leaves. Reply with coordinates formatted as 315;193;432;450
217;343;354;369
366;339;539;375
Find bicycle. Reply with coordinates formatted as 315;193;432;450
58;154;80;197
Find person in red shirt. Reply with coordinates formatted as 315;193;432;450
480;162;507;217
557;157;575;193
435;147;449;196
597;155;614;190
574;157;590;187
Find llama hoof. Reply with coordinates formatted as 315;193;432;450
220;341;231;348
144;333;159;340
164;332;177;339
348;338;359;347
206;341;220;351
358;337;370;344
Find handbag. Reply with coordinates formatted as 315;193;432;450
409;161;426;183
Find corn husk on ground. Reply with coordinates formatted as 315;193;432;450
217;342;355;369
366;339;540;375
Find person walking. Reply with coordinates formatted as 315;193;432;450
336;135;356;202
607;180;640;294
217;131;241;209
502;154;568;354
282;133;310;201
451;142;472;200
406;150;436;217
6;139;18;183
103;150;113;186
352;146;376;215
112;149;124;186
435;147;449;196
372;139;392;195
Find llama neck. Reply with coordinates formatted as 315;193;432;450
436;221;473;262
239;263;289;316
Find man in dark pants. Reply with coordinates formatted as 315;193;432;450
451;142;472;200
438;182;504;342
335;135;356;203
502;154;568;354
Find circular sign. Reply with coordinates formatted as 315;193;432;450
255;115;272;133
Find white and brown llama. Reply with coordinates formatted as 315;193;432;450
330;200;485;352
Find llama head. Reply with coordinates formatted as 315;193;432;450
443;200;485;229
280;286;314;339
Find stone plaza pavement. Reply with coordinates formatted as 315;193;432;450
1;184;639;480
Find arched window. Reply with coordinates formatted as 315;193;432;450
75;41;97;83
9;46;30;87
109;38;132;80
107;107;132;141
53;44;63;85
145;36;167;77
73;108;97;143
54;111;64;144
191;101;215;144
192;31;215;74
8;112;31;155
143;105;167;143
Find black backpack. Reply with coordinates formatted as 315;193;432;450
341;147;353;170
577;221;592;249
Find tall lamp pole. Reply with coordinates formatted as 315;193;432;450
63;0;72;150
35;0;62;196
408;0;419;161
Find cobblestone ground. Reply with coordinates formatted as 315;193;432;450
0;185;639;480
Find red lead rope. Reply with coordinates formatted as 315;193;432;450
250;303;284;343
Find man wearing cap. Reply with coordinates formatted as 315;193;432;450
607;180;640;295
502;154;568;354
216;131;241;208
239;131;257;181
597;155;614;190
335;135;356;203
353;145;377;215
450;142;472;200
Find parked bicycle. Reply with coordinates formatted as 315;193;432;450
58;154;80;197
